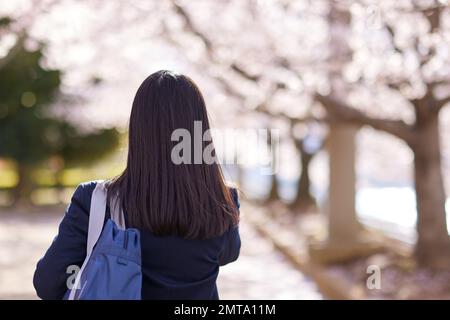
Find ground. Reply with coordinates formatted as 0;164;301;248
0;207;322;300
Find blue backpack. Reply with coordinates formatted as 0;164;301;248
66;182;142;300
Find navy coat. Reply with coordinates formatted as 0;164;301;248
33;181;241;300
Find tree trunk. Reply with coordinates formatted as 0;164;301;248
290;143;316;212
266;174;279;202
265;129;280;203
12;163;34;206
412;112;450;269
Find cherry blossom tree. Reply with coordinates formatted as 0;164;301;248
4;0;450;268
316;0;450;268
163;0;450;268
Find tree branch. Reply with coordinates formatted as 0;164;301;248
385;23;403;54
230;63;261;82
169;1;321;126
437;96;450;110
315;93;416;143
213;74;247;101
171;0;213;53
423;5;441;32
169;0;292;90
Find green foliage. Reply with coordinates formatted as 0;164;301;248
0;38;62;164
0;29;119;174
0;16;13;28
60;126;120;166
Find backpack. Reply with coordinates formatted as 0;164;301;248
65;181;142;300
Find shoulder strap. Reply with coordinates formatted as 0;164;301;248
68;181;126;300
86;182;108;255
86;181;126;252
109;192;126;230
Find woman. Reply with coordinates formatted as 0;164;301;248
33;70;241;300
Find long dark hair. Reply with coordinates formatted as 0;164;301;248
107;70;239;239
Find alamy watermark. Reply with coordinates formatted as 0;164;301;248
170;121;280;175
366;265;381;290
66;265;80;290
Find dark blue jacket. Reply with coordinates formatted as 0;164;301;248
33;181;241;300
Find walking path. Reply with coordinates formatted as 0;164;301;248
0;207;322;300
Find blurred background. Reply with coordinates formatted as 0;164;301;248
1;0;450;299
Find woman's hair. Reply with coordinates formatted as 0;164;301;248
108;70;239;239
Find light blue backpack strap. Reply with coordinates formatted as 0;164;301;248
68;181;107;300
86;181;108;255
109;192;126;230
